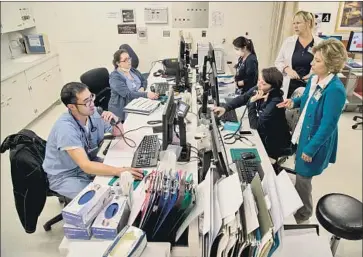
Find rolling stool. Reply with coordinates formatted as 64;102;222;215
316;193;363;256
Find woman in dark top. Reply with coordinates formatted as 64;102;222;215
213;67;291;159
233;36;259;95
275;10;322;99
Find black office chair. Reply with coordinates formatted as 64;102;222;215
0;129;71;233
316;193;363;256
352;105;362;129
43;189;71;231
119;44;149;79
80;67;111;111
273;87;306;175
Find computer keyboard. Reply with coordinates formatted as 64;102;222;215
349;62;362;69
154;83;169;96
220;109;238;123
235;159;264;184
131;135;160;168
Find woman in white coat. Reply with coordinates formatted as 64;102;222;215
275;10;322;99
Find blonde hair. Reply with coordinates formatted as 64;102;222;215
294;10;315;29
313;39;348;74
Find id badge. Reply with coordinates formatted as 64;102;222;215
307;47;313;55
313;90;322;101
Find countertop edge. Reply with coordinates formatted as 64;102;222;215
1;53;60;82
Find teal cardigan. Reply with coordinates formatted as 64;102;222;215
292;75;346;177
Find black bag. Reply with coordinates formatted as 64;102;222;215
0;129;48;233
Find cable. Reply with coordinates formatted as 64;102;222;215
123;125;154;135
115;125;137;148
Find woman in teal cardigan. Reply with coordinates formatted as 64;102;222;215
277;38;348;223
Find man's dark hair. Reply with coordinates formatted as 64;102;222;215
261;67;283;89
60;82;89;106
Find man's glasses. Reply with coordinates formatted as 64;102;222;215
120;57;132;63
74;93;96;107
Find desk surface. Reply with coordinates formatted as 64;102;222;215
61;64;332;257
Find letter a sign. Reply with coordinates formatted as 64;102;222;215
322;13;331;22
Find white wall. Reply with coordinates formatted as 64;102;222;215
298;1;352;39
31;2;274;83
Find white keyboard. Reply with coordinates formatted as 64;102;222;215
124;98;160;115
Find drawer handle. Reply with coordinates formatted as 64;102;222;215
28;86;32;90
7;97;12;101
17;24;22;27
12;80;17;84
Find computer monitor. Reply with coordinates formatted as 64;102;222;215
209;109;229;176
162;87;176;150
208;42;216;65
318;35;343;41
209;61;220;106
180;36;186;60
347;31;363;53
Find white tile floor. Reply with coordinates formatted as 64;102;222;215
1;103;362;257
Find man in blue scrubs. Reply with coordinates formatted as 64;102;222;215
43;82;143;199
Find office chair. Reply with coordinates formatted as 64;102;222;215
352;105;362;129
273;87;306;175
80;67;111;111
44;190;71;231
0;129;71;233
119;44;149;79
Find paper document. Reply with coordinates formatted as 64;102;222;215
217;173;243;219
212;178;223;243
262;171;284;233
175;176;208;241
242;185;259;234
128;180;146;226
276;170;303;218
203;169;211;235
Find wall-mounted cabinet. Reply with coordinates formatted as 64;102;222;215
1;2;36;34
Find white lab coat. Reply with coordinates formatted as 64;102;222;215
275;35;322;99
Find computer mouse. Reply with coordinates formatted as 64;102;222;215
241;152;256;160
150;85;155;92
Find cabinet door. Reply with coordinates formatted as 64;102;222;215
1;73;34;141
28;72;52;115
20;4;36;29
0;2;23;33
28;65;63;115
46;65;63;103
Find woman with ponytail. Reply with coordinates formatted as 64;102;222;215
233;36;259;95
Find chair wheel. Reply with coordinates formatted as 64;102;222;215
44;224;52;231
58;197;65;204
352;125;358;129
353;116;358;121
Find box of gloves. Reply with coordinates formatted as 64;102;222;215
62;182;113;228
91;195;130;240
63;223;92;240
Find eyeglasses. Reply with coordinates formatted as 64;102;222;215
74;93;96;107
120;57;132;63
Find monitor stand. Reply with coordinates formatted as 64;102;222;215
176;116;191;162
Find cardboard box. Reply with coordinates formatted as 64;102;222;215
62;182;113;228
63;223;92;240
92;195;130;240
